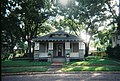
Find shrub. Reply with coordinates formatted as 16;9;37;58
106;45;120;60
1;53;14;60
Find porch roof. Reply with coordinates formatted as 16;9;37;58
32;30;82;42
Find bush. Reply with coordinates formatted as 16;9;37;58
106;45;120;60
1;53;15;60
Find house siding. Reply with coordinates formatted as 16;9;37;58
34;41;85;61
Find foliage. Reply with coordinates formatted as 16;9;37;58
1;0;55;57
1;53;15;60
51;0;116;57
106;45;120;60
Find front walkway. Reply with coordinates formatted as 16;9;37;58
47;62;63;72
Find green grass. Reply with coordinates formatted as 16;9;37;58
1;60;50;73
2;67;48;73
64;57;120;66
62;56;120;71
62;66;120;71
2;60;51;67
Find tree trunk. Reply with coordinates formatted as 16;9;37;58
84;43;89;57
27;40;32;57
26;40;34;58
9;36;15;53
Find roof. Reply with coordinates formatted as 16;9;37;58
32;30;82;42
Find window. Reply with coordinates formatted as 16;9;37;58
72;43;79;52
40;43;47;52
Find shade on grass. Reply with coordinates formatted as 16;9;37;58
2;60;51;67
2;67;48;73
62;57;120;71
65;58;120;66
62;66;120;71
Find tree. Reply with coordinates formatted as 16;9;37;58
1;0;22;53
1;0;56;58
52;0;112;57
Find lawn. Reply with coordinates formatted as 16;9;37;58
2;60;51;73
62;66;120;71
2;60;51;67
2;67;48;73
64;56;120;66
62;56;120;72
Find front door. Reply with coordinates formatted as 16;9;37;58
57;44;63;57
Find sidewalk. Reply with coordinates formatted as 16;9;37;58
2;71;120;76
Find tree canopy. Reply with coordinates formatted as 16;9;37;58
1;0;119;58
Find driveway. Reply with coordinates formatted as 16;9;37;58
2;72;120;81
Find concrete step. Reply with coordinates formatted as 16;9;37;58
52;58;65;62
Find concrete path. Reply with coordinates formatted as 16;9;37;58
2;72;120;81
47;62;63;72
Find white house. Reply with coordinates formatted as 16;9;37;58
112;29;120;47
32;30;85;62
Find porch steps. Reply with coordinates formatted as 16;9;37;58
52;58;65;62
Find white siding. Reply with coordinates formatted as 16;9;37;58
70;52;79;57
34;52;39;59
79;49;85;58
34;52;48;59
118;35;120;39
39;53;48;57
117;35;120;45
79;42;85;49
117;40;120;45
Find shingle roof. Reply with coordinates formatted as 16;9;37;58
32;30;82;42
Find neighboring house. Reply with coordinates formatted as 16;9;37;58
112;29;120;47
32;30;85;62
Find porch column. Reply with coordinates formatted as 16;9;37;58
79;42;85;59
65;42;70;62
34;42;39;60
48;42;53;57
48;42;53;62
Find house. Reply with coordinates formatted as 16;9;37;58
111;29;120;47
32;30;85;62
